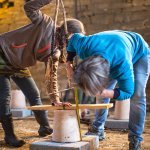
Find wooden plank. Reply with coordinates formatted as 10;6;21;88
27;103;113;111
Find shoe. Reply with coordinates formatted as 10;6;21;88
34;110;53;137
80;118;91;125
5;135;25;147
129;138;141;150
85;127;105;141
38;126;53;137
80;109;91;125
1;114;25;147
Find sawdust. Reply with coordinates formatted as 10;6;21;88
0;113;150;150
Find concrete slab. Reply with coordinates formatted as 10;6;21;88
82;135;99;150
30;135;99;150
105;118;129;129
30;140;89;150
11;108;32;118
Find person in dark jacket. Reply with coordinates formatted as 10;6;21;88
0;0;70;147
60;19;150;150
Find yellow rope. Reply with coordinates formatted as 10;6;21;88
74;87;82;141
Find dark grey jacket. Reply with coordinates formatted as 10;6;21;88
0;0;53;68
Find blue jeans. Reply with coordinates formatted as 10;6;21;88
91;49;150;142
0;75;42;118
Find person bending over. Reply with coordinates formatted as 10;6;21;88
60;19;150;150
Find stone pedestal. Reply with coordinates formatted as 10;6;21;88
52;110;80;143
10;90;32;118
10;90;26;109
105;100;130;129
114;99;130;120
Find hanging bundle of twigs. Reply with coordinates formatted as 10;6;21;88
45;0;68;96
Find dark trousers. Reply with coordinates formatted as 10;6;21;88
0;75;42;118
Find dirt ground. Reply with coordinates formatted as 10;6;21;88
0;112;150;150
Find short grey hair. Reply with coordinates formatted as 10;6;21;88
73;56;110;96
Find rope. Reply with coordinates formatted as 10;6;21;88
74;87;82;141
45;0;60;92
51;0;60;55
45;0;68;81
45;0;82;141
59;0;71;88
59;3;82;139
60;0;68;35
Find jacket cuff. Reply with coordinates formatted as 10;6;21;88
113;88;120;99
67;51;76;62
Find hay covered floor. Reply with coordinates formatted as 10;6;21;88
0;112;150;150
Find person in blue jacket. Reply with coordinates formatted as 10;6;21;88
60;19;150;150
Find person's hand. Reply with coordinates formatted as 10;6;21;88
96;89;114;99
52;101;72;107
66;61;74;80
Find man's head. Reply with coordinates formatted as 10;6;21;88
56;19;85;62
60;18;85;35
57;18;85;47
74;56;110;96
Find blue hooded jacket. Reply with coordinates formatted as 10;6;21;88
67;30;149;100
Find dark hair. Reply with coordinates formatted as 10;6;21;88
59;18;85;37
56;19;85;62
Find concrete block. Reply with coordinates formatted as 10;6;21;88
105;118;129;129
82;135;99;150
30;135;99;150
30;140;89;150
11;108;32;118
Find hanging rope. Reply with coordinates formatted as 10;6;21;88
59;0;72;88
45;0;68;94
60;0;68;36
59;1;82;141
45;0;60;94
44;0;82;141
51;0;60;55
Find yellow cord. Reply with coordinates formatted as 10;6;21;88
74;87;82;141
